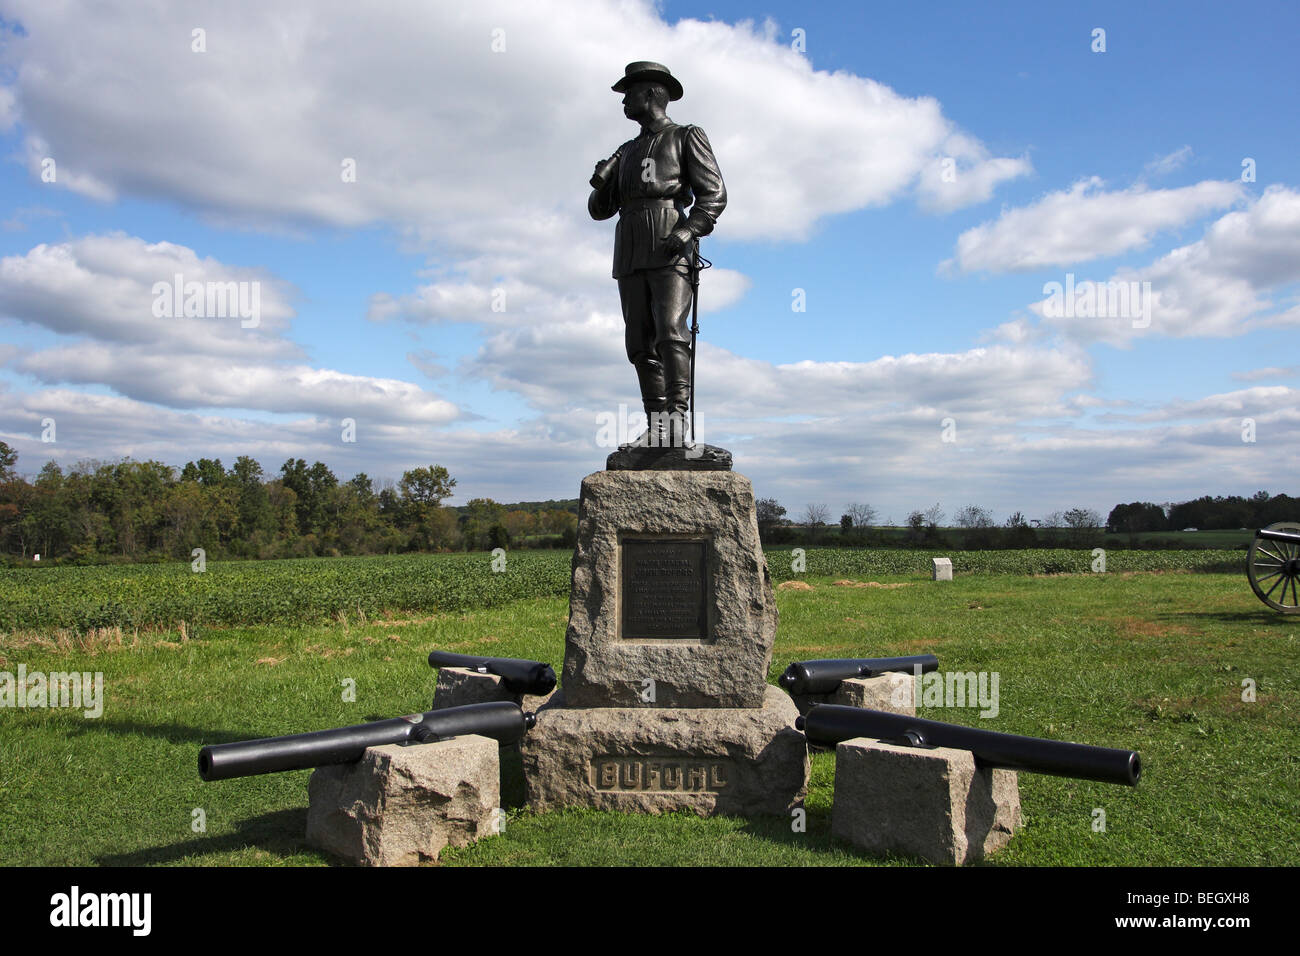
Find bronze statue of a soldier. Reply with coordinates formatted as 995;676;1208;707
589;61;727;448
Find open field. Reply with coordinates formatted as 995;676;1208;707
0;547;1243;632
1;554;1296;866
1119;529;1255;549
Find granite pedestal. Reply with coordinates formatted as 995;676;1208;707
523;450;809;816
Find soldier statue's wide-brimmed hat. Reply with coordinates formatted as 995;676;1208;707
611;61;683;101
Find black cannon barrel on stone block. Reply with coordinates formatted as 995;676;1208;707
198;701;534;782
427;650;558;696
796;704;1141;786
779;655;939;695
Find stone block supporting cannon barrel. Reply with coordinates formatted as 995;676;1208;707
831;738;1021;865
780;655;936;717
306;734;501;867
800;704;1140;865
799;705;1142;786
198;702;533;865
428;651;558;712
198;701;533;781
426;654;559;807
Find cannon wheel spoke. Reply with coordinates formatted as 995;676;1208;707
1248;522;1300;613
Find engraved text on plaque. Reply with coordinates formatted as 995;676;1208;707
621;538;708;640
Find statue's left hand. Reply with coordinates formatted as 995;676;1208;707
662;227;694;256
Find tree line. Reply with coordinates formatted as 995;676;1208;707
756;499;1074;548
3;438;1293;562
1107;493;1298;534
0;443;576;564
757;492;1297;549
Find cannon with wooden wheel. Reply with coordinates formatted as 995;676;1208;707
1247;522;1300;613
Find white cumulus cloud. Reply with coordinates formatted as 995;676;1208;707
945;177;1244;274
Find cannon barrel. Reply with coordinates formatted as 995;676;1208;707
1256;528;1300;546
427;650;557;696
198;701;533;782
779;655;939;695
796;704;1141;786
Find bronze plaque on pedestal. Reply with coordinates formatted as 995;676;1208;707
621;538;709;640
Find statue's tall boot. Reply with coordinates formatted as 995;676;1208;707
659;341;694;448
632;356;667;447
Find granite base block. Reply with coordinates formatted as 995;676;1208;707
522;686;808;817
430;667;553;809
305;734;500;866
431;665;556;713
791;672;916;717
830;737;1020;865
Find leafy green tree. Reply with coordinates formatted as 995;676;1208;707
540;509;577;541
755;498;787;542
98;460;175;557
425;506;461;551
28;463;70;557
462;498;505;551
0;441;17;481
180;457;229;486
399;465;456;551
0;452;34;556
503;509;538;542
399;465;455;507
1106;502;1167;535
265;480;300;544
377;483;404;525
279;458;338;536
230;456;274;548
333;476;384;554
160;481;206;556
348;472;375;506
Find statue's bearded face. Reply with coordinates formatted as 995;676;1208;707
622;81;667;120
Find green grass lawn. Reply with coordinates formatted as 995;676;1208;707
1;566;1296;866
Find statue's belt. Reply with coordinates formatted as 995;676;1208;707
619;198;684;214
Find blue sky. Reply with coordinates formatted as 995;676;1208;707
0;0;1296;524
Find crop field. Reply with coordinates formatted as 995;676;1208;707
0;547;1243;632
1;549;1296;867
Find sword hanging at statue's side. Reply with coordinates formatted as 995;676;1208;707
689;238;700;444
688;238;711;445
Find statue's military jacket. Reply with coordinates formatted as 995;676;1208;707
588;117;727;279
